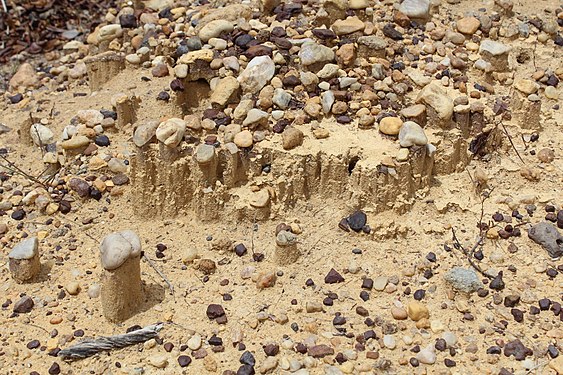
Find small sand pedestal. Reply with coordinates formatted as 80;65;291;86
274;230;299;265
9;237;40;283
99;230;142;322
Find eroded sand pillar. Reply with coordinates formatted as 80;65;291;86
99;230;142;322
9;237;40;283
274;230;299;265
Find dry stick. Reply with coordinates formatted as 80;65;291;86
143;253;174;296
0;154;49;189
1;0;7;13
58;323;164;360
500;123;525;164
451;229;495;279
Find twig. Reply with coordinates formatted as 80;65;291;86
1;0;7;13
0;154;49;189
500;123;525;164
251;212;257;254
451;229;495;279
58;323;163;360
142;253;174;295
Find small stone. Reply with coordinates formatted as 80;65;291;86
282;127;303;150
308;344;334;358
13;296;34;313
416;346;436;364
199;20;234;42
416;83;454;120
407;302;429;321
9;63;39;90
188;334;202;350
347;210;367;232
391;307;408;320
62;136;90;150
68;178;90;198
379;117;403;136
206;304;225;319
238;56;275;94
332;16;365;35
299;42;335;68
156;118;186;147
398;121;428;147
234;130;253;148
178;355;192;367
528;222;563;258
148;354;168;368
152;64;169;77
443;267;483;293
457;17;480;34
398;0;430;19
65;281;80;296
99;230;141;270
515;79;539;95
30;124;55;146
373;276;388;291
325;268;344;283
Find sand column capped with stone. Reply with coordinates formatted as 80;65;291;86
99;230;143;322
9;237;41;283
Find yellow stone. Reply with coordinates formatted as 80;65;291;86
379;117;404;135
407;301;429;321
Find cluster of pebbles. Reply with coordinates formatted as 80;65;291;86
0;0;562;374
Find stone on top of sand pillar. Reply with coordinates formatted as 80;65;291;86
99;230;143;322
9;237;41;283
100;230;141;270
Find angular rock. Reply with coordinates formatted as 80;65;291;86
444;267;483;293
156;118;186;147
238;56;275;94
30;124;55;146
528;222;563;258
299;42;335;68
308;344;334;358
325;268;344;283
133;121;159;147
13;296;34;313
210;76;240;107
398;121;428;147
9;63;39;90
332;16;364;35
416;83;454;121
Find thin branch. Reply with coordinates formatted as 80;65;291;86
142;253;174;295
0;154;49;189
451;229;495;279
500;123;525;164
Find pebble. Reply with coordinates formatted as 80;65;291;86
234;130;253;148
99;230;142;270
298;42;335;67
378;117;403;136
147;354;168;368
65;281;80;295
282;127;304;150
9;237;38;260
457;17;480;34
13;296;34;313
407;301;429;321
443;267;483;293
238;56;275;94
156;118;186;147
